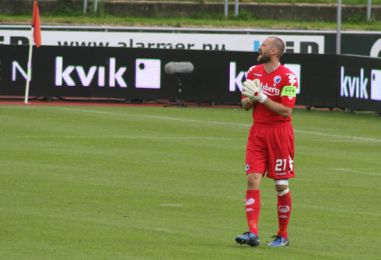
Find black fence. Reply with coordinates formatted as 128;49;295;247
1;45;381;112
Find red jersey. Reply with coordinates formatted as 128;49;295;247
245;64;298;126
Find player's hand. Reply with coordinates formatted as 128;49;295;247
241;79;258;101
241;79;268;103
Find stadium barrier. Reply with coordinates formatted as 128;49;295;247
1;45;381;112
4;25;381;57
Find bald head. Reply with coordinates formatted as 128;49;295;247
257;36;286;64
268;36;285;58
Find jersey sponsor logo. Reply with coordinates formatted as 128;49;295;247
254;73;262;77
262;84;280;96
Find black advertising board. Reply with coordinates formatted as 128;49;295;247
282;53;337;108
1;45;381;113
2;46;243;102
0;45;29;96
337;55;381;112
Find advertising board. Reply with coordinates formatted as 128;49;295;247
3;25;381;57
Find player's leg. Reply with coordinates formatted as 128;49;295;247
266;125;294;247
245;173;262;235
235;127;266;247
268;179;291;247
235;173;262;247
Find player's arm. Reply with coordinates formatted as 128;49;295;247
262;98;292;117
263;83;298;116
242;79;296;116
241;97;256;111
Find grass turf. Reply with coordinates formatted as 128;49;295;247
0;105;380;259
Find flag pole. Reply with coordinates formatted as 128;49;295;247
25;0;41;104
24;33;33;104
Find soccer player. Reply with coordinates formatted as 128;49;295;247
235;36;298;247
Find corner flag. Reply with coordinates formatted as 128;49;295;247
25;0;41;104
32;0;41;47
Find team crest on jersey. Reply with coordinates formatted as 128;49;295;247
274;75;281;84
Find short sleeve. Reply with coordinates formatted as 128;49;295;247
280;72;298;108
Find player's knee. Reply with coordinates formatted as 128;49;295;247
247;173;262;189
275;179;289;196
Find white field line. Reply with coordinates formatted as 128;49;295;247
152;228;172;233
46;107;250;127
12;135;239;141
301;204;381;217
294;129;381;143
159;204;183;207
330;168;380;177
32;107;381;144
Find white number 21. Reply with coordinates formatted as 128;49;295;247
275;158;287;172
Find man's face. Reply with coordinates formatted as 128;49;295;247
257;39;273;64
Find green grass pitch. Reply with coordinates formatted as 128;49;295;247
0;104;380;259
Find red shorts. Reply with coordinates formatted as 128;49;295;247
245;123;295;179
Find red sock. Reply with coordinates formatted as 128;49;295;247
277;191;292;238
245;189;260;236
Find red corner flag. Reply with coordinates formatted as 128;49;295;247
32;0;41;47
